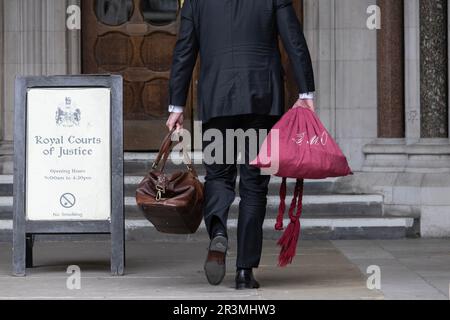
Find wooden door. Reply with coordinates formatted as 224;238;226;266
82;0;192;151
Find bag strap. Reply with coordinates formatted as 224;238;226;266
275;178;287;230
151;129;197;175
290;179;304;223
276;178;304;267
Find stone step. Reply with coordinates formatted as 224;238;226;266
0;193;383;220
126;194;384;219
125;175;338;197
124;152;205;176
0;216;415;242
125;163;340;192
0;173;338;198
0;197;12;218
112;217;416;240
0;175;12;197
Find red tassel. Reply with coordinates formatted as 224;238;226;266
277;216;301;267
275;178;287;231
277;179;304;267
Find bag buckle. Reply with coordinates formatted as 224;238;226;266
155;185;165;202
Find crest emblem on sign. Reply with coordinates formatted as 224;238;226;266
55;97;81;127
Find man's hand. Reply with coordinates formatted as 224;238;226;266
166;112;184;132
293;99;315;112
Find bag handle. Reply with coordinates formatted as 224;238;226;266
151;128;176;171
151;129;197;175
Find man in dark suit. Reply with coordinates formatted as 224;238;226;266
167;0;315;289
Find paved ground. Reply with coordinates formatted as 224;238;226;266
333;239;450;300
0;239;448;300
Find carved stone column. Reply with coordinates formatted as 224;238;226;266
67;0;82;74
420;0;448;138
405;0;421;142
2;0;81;140
377;0;405;138
0;0;81;173
0;0;4;142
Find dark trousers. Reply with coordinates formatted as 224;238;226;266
202;114;279;269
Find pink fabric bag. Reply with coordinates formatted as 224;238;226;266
251;107;352;266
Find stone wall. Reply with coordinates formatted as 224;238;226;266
304;0;450;238
304;0;378;171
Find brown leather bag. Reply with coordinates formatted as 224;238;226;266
135;129;204;234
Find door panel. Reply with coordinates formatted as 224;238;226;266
82;0;192;151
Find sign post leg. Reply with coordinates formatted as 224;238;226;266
110;74;124;276
25;234;34;268
13;76;27;276
111;201;125;276
12;225;26;276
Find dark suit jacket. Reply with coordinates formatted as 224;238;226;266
169;0;315;122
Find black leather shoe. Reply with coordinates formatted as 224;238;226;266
204;233;228;286
235;269;260;290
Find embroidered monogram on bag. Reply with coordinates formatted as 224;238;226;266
292;131;328;146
